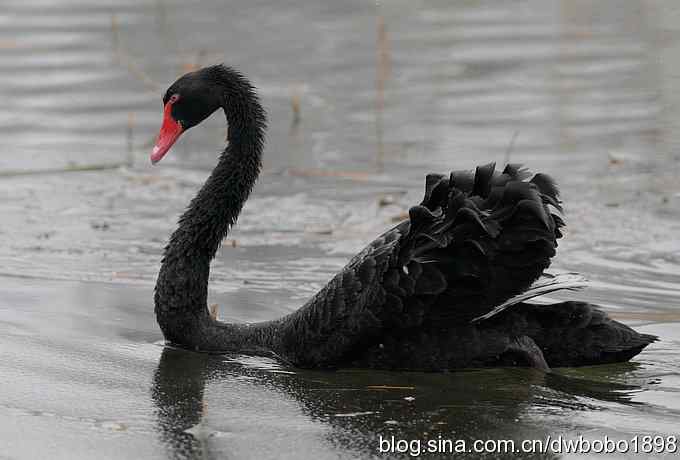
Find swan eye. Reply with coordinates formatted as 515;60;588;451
168;94;180;104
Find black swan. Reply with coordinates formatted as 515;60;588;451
151;64;656;370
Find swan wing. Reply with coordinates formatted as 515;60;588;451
390;162;565;326
279;163;565;366
470;272;588;323
277;223;407;367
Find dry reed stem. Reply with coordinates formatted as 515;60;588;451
111;13;161;92
286;168;373;181
126;112;135;166
504;130;519;166
375;10;391;171
290;86;302;127
0;163;127;177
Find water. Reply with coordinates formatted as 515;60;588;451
1;0;679;458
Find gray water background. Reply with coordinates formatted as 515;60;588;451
1;0;680;458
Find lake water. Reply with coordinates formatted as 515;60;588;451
1;0;680;458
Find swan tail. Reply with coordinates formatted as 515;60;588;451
394;162;564;324
520;301;658;366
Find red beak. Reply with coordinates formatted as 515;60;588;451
151;101;183;164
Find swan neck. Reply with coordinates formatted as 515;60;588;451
154;77;267;349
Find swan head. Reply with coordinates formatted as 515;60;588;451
151;66;224;164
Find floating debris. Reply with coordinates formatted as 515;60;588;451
101;422;127;432
390;211;409;222
608;152;624;165
286;168;372;181
209;303;219;321
91;222;111;231
378;195;397;207
366;385;415;390
332;411;375;418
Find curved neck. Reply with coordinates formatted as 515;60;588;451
170;130;263;259
154;76;268;349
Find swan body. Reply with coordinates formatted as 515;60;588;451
152;65;655;370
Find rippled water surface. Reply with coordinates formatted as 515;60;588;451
2;0;680;458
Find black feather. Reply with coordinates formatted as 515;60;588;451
152;66;655;371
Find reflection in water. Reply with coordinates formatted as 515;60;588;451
543;364;645;406
151;347;651;459
152;348;211;460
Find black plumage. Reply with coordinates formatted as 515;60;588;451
153;65;656;370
